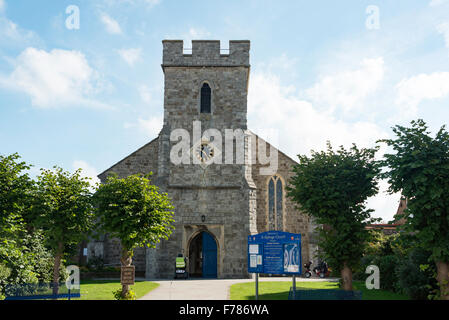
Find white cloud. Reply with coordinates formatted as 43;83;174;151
0;47;109;109
247;68;400;220
430;0;448;6
117;48;142;66
305;58;385;114
249;71;387;158
0;0;5;12
437;22;449;51
72;160;101;188
138;84;152;103
104;0;161;9
366;180;402;222
124;115;162;139
0;14;40;45
143;0;161;7
395;71;449;114
186;27;211;39
100;13;122;35
166;27;212;47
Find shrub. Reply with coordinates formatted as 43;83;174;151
395;248;438;300
353;254;400;291
0;230;70;299
87;256;105;272
24;231;56;283
377;255;400;291
0;240;39;286
0;263;11;299
113;288;136;300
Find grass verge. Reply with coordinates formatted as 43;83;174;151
229;280;409;300
72;280;159;300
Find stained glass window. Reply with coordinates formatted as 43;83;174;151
268;176;284;231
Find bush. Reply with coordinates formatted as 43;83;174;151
24;231;56;283
0;240;39;286
113;288;136;300
87;256;105;272
395;248;437;300
353;254;400;291
377;255;400;291
0;264;11;299
0;230;69;299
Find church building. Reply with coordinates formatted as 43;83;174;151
90;40;318;279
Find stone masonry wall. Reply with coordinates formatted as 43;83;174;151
96;138;160;272
250;133;311;266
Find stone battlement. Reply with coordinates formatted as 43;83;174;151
162;40;250;67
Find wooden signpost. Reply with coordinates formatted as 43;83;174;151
121;266;135;286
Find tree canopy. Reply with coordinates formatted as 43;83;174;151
0;153;34;240
287;142;380;290
93;173;175;253
379;119;449;299
30;167;95;294
93;173;175;298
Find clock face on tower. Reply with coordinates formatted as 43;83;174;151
196;143;215;163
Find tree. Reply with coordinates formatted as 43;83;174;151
0;154;65;297
93;174;175;298
31;167;95;296
379;119;449;300
0;153;34;240
287;143;380;290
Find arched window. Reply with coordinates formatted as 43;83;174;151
200;83;211;113
268;175;284;231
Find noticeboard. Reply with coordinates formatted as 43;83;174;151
121;266;135;285
248;231;301;275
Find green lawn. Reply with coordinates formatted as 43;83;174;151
72;280;159;300
229;281;409;300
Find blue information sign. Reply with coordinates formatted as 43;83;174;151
248;231;302;275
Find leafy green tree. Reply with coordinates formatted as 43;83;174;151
0;154;36;297
287;143;380;290
0;153;34;240
93;174;175;298
0;154;58;297
379;119;449;299
30;167;95;295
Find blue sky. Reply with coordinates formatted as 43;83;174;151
1;0;449;222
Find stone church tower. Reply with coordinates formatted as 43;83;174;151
92;40;317;279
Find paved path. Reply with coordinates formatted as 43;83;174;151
140;277;339;300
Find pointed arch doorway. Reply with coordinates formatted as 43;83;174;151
188;231;218;278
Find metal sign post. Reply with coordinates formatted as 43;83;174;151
255;273;259;300
292;275;296;300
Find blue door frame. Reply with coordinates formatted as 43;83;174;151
202;232;217;278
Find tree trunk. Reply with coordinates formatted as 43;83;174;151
120;248;133;298
52;242;64;299
436;261;449;300
341;263;353;291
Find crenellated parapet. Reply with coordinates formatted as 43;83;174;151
162;40;250;68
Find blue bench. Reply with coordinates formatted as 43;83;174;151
4;283;81;300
